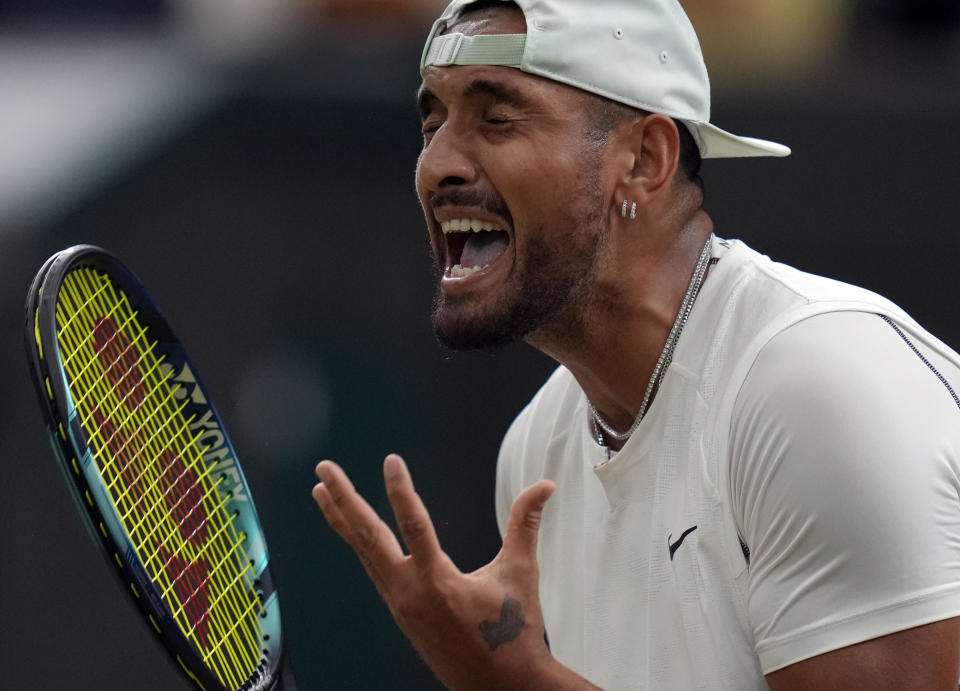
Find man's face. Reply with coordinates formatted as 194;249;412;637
415;6;612;350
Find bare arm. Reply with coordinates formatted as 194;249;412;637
766;618;960;690
312;454;602;690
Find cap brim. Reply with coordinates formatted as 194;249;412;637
693;121;791;159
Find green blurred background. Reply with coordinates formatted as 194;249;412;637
1;0;958;688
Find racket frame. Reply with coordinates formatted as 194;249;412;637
25;245;287;691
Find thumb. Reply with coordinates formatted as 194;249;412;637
502;479;556;563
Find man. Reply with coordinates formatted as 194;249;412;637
312;0;960;688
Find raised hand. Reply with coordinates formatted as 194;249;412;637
312;454;597;690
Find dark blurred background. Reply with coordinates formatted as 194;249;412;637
1;0;958;689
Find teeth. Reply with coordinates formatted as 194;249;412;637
448;263;488;278
440;218;503;235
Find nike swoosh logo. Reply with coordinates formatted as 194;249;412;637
667;525;698;561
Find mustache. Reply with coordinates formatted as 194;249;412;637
429;189;512;224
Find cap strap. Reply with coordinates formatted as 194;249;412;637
423;32;525;69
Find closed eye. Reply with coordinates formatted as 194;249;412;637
421;118;444;146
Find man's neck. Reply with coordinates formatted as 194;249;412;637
528;213;714;446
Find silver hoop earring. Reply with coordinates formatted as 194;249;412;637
630;202;637;219
621;200;629;218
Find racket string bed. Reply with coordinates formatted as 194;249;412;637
58;270;264;688
67;270;265;688
58;290;203;551
59;323;175;526
155;507;260;642
55;272;255;688
124;430;220;551
54;266;268;689
78;382;188;516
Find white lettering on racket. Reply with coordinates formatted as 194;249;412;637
189;410;249;503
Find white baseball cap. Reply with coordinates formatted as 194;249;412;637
420;0;791;159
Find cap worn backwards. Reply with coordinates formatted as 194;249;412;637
420;0;791;160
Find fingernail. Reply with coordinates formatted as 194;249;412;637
312;484;326;506
384;455;402;480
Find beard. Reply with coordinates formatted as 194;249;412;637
430;185;605;351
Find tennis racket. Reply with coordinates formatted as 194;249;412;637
24;245;295;691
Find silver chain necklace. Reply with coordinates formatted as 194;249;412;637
588;234;714;446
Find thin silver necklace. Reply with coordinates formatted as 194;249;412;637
588;234;714;446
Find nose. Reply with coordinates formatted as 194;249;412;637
416;123;478;194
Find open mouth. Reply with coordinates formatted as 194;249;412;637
441;218;510;278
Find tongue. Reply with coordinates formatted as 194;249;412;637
460;231;509;269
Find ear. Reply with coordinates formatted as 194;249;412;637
615;114;681;208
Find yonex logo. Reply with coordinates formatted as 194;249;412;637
160;362;207;405
161;362;248;503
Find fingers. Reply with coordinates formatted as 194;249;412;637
313;460;404;585
383;454;443;565
501;480;556;565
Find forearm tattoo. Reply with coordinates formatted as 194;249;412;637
479;594;525;651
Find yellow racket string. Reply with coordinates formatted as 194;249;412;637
86;311;267;681
62;269;264;690
55;267;266;689
58;268;262;689
56;272;255;691
151;480;265;663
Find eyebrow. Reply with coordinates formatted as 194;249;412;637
416;77;532;121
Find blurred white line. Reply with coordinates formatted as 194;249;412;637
0;26;226;233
